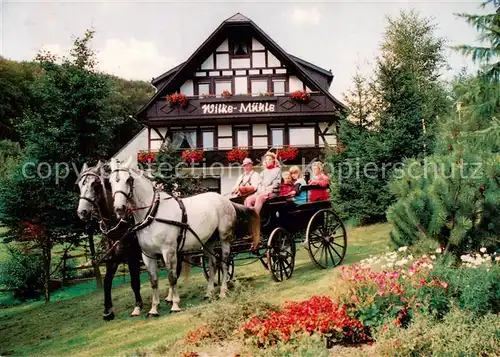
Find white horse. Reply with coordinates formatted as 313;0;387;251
108;157;260;315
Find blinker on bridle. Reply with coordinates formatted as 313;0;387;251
78;171;102;206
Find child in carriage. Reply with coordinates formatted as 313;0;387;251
279;171;296;197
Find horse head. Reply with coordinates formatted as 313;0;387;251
109;156;135;219
76;160;106;221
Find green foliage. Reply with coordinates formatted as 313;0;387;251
387;75;500;254
454;0;500;82
0;57;38;141
0;244;44;299
425;255;500;316
374;308;500;357
151;141;209;197
328;10;451;224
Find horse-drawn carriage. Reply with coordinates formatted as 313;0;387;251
77;160;348;317
188;185;348;284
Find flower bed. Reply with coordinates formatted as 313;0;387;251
240;296;370;347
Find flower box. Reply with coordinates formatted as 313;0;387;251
182;149;204;163
166;93;188;108
277;146;299;161
137;151;156;164
226;148;249;163
290;89;310;103
221;89;233;98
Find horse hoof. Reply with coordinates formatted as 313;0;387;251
164;299;172;304
146;313;160;319
170;309;182;314
130;307;141;317
103;311;115;321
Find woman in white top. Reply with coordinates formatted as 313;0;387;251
231;158;261;197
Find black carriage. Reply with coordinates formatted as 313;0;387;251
193;185;347;284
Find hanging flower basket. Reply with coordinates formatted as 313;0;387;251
182;149;204;163
166;93;188;108
290;90;310;103
277;146;299;161
227;148;248;163
221;89;233;99
137;151;156;164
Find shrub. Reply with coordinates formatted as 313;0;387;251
0;244;44;299
374;308;500;357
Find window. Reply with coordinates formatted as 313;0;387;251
171;131;197;149
289;127;315;146
236;129;249;148
198;82;210;96
272;79;286;96
202;131;215;150
215;81;232;95
271;128;284;147
251;79;268;96
231;40;249;56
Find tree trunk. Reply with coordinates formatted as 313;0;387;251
42;235;51;303
88;227;103;289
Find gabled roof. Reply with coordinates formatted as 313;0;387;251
136;12;346;119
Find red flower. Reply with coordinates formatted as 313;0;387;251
166;92;188;107
221;89;233;98
290;90;310;102
182;149;204;163
227;148;248;163
277;146;299;161
137;151;156;164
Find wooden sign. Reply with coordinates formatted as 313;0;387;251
201;102;276;115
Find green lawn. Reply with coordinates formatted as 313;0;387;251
0;223;393;357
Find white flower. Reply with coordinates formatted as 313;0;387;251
480;247;487;253
422;255;428;259
428;264;433;270
398;246;408;252
435;248;442;254
430;255;436;260
407;255;414;260
460;255;467;262
495;256;500;262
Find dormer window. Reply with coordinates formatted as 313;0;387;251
233;42;248;56
230;38;250;58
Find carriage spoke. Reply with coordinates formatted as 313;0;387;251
331;245;343;260
326;244;337;267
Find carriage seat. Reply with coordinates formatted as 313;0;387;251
294;184;330;204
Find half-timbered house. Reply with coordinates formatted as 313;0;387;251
113;13;346;194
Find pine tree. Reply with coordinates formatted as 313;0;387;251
387;75;500;255
327;10;451;223
341;70;376;129
150;141;208;197
454;0;500;81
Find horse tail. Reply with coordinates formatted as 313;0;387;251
231;202;261;250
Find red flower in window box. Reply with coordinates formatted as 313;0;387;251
221;89;233;98
277;146;299;161
182;149;204;163
166;93;188;108
226;148;249;163
137;151;156;164
290;89;310;103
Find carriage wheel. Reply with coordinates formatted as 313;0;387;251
202;254;235;286
306;209;347;269
266;227;296;282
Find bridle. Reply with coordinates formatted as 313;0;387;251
111;168;135;202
